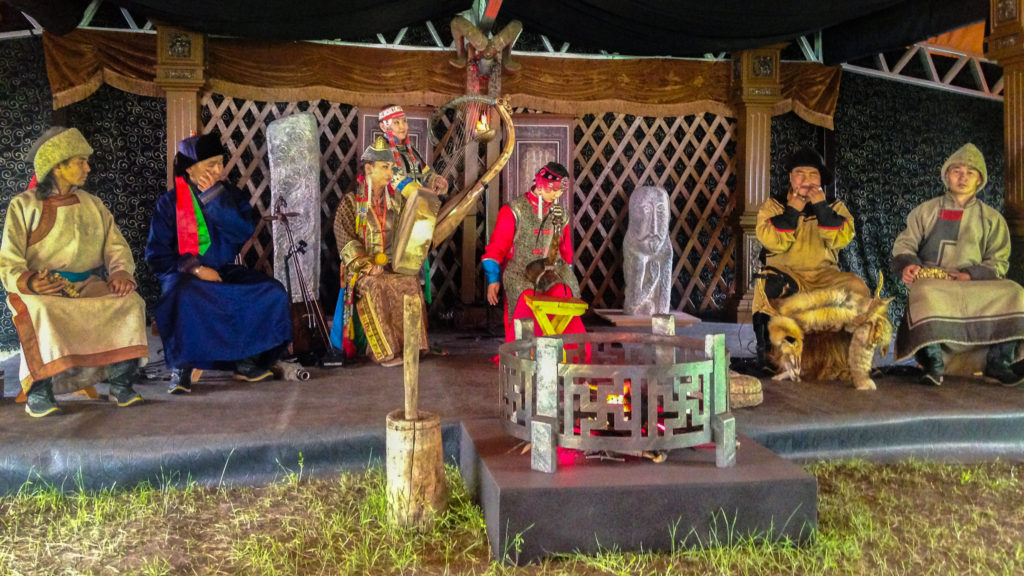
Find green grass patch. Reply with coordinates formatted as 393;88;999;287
0;460;1021;574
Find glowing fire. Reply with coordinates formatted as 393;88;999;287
476;113;490;133
593;379;632;416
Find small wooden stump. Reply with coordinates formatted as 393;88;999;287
386;409;446;528
386;294;447;528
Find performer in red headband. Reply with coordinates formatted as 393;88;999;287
482;162;585;347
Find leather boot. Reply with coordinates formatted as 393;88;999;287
753;312;771;369
167;368;192;394
106;360;144;407
914;344;944;386
234;357;274;382
25;378;60;417
983;341;1024;387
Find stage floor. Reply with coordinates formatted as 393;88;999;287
0;322;1022;493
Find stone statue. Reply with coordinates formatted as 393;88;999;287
268;112;320;301
623;186;673;316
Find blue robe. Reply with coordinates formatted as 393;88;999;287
145;181;291;369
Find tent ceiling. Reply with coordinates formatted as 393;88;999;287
5;0;989;65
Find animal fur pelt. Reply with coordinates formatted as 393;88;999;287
763;273;893;390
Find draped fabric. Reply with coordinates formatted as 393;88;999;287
14;0;986;65
43;30;843;127
495;0;987;65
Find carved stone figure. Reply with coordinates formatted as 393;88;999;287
623;186;673;316
268;112;320;301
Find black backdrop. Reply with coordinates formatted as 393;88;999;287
0;36;1009;349
0;37;167;351
832;73;1005;324
0;38;53;351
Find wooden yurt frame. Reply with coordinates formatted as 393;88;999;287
35;1;1024;318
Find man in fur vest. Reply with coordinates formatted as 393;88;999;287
754;149;871;347
892;143;1024;387
753;148;888;390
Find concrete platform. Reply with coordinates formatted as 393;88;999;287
0;321;1022;497
593;308;701;327
458;418;817;564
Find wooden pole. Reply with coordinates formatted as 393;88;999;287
154;26;205;190
986;0;1024;283
403;293;420;420
386;293;445;528
730;45;785;322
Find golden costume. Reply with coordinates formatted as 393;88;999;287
333;170;428;364
753;148;889;390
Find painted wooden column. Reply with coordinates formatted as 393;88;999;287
987;0;1024;283
155;26;206;190
731;45;784;322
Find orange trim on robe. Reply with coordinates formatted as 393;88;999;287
28;194;80;247
9;293;148;390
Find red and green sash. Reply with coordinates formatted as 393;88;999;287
175;176;211;255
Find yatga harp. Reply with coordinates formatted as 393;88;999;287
429;95;516;248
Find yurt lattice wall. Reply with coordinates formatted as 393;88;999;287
199;94;482;314
200;95;738;318
572;112;738;315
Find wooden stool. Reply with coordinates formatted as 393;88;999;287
524;294;589;336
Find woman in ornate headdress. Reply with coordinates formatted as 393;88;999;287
333;135;429;366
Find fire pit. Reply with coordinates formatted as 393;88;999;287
498;316;736;472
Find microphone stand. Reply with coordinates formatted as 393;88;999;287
270;197;345;367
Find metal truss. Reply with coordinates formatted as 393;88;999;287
841;43;1003;101
1;0;153;40
0;11;42;40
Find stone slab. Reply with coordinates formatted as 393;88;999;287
594;309;701;328
459;418;817;564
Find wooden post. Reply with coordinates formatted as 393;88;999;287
730;45;785;322
530;337;560;473
986;0;1024;283
403;294;420;420
155;26;205;190
386;295;445;528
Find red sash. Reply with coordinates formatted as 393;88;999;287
175;176;200;255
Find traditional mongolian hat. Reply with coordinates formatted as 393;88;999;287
33;127;94;182
378;105;405;131
534;161;569;189
783;147;833;185
940;143;987;191
361;134;395;163
173;133;226;177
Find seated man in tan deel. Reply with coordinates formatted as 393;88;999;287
0;127;148;416
892;143;1024;387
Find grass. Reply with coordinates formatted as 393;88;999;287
0;459;1022;575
